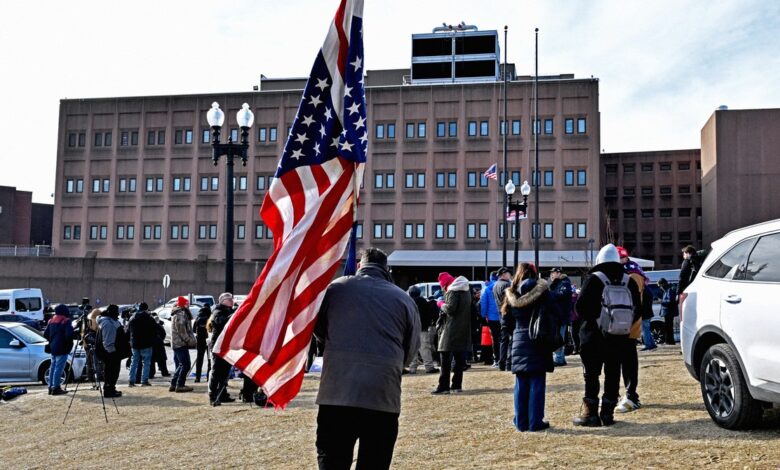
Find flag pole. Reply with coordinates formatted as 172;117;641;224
501;25;508;268
533;27;540;268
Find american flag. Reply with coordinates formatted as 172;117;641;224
484;163;498;181
213;0;366;409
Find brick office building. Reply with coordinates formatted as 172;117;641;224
600;149;702;268
52;29;604;279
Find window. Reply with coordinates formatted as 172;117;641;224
68;133;76;147
78;133;85;147
405;173;414;188
269;127;278;142
156;177;163;192
76;179;83;193
202;129;210;143
211;177;219;191
468;121;477;136
641;232;654;242
373;224;382;239
511;171;521;185
678;162;691;170
183;177;190;192
660;186;672;195
706;238;755;279
479;172;488;187
416;173;425;188
641;209;654;218
623;209;636;219
500;120;506;136
66;179;74;193
512;120;521;135
417;122;426;138
230;128;238;142
375;124;384;139
119;179;127;192
237;224;245;240
467;172;477;187
121;131;129;146
129;178;137;192
102;179;110;193
356;223;363;239
257;128;267;142
199;225;207;239
157;130;165;145
257;176;266;191
544;223;553;239
624;187;635;196
479;223;488;239
577;118;586;134
448;172;457;188
200;177;209;191
641;186;653;196
437;122;446;137
577;223;586;238
173;177;181;192
448;121;457;137
678;208;692;217
544;119;553;135
678;185;691;194
605;188;618;197
406;123;414;139
480;121;489;136
171;225;179;240
467;223;476;239
532;119;541;135
175;130;182;144
153;225;162;240
543;170;553;186
565;223;574;238
63;226;72;240
660;162;672;171
143;225;152;240
436;172;445;188
605;164;617;174
447;224;456;239
386;173;395;189
624;232;636;242
94;132;103;147
435;223;444;239
131;131;138;145
404;224;413;239
115;225;125;240
185;129;193;144
679;232;692;241
660;208;672;217
743;233;780;282
387;123;395;139
127;225;134;240
641;163;654;172
181;225;189;240
660;232;673;241
416;224;425;239
565;118;574;134
238;176;247;191
374;173;383;189
385;224;393;239
147;130;155;145
577;170;587;186
623;164;635;173
209;225;217;239
92;179;100;193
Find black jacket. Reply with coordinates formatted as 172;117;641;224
575;262;642;346
678;256;701;294
208;304;233;350
194;305;211;342
127;310;157;350
549;275;573;325
411;296;436;330
507;279;554;374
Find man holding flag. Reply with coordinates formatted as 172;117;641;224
313;247;419;469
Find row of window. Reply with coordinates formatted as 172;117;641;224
68;126;282;149
374;169;587;190
606;185;700;197
605;161;699;174
622;231;701;243
65;175;282;195
608;207;701;219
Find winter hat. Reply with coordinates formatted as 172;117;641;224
497;267;512;277
177;296;188;307
616;246;629;259
54;304;69;316
138;302;149;311
407;285;421;298
595;244;620;265
105;304;119;318
218;292;233;304
438;272;455;290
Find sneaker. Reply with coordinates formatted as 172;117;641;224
492;362;500;369
430;388;450;395
425;368;440;374
615;396;641;413
553;360;567;367
220;395;236;403
407;369;418;375
141;382;152;387
51;387;68;396
175;386;194;393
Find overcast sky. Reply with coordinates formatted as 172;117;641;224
2;0;779;203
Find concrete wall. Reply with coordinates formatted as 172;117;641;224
0;255;263;306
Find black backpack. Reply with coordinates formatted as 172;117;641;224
529;290;564;353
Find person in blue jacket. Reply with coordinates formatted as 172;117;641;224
43;304;75;395
480;271;501;368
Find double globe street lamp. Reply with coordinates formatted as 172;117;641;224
206;102;254;293
505;180;532;270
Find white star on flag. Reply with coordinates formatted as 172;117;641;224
353;115;366;130
290;148;304;160
295;133;309;145
308;94;323;108
350;56;362;72
347;102;360;115
330;137;340;148
344;85;353;98
319;124;327;138
340;140;354;152
315;78;329;91
301;115;316;127
359;132;368;145
313;142;321;156
323;107;333;121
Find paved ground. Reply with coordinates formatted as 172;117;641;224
1;344;779;469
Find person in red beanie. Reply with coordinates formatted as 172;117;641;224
431;272;472;395
177;296;188;308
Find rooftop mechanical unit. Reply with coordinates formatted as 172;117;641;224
411;23;499;84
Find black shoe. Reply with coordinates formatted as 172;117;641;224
141;382;152;387
530;421;550;432
128;382;136;387
211;400;221;407
462;364;471;371
51;387;68;396
104;389;122;398
48;388;52;395
169;386;176;392
640;346;658;351
425;368;440;374
161;373;171;377
220;395;236;403
430;388;450;395
402;368;411;375
451;388;463;394
194;378;201;383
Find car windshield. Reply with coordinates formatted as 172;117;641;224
11;324;46;344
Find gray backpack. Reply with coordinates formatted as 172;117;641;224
593;272;634;336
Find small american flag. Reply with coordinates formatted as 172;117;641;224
213;0;366;409
484;163;498;181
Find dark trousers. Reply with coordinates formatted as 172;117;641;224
171;347;191;388
102;354;121;392
499;315;515;369
437;351;465;391
618;337;639;402
316;404;399;470
488;320;501;363
514;372;547;431
571;319;582;353
664;314;676;345
195;341;210;380
580;339;621;402
209;353;232;400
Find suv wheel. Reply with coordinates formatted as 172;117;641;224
699;344;763;430
650;322;666;345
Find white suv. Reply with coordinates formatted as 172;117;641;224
681;218;780;429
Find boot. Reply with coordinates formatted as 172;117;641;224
572;397;602;427
600;398;617;426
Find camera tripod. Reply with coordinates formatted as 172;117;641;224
62;341;119;424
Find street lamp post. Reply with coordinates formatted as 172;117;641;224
206;102;254;294
484;239;490;281
505;180;531;269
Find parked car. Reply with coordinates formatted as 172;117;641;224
412;281;486;300
163;294;215;308
681;218;780;429
0;314;43;331
0;288;45;322
153;303;203;345
0;322;86;385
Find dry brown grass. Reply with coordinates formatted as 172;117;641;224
1;345;779;469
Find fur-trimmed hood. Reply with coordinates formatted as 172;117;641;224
505;278;549;309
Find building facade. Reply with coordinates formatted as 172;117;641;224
600;149;702;268
53;71;601;267
701;108;780;245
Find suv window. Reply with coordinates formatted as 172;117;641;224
14;297;41;312
706;238;755;279
743;232;780;282
0;299;8;312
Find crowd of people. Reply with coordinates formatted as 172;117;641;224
40;244;702;469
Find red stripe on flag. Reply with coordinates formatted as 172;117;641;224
267;368;305;410
333;0;349;76
311;164;332;195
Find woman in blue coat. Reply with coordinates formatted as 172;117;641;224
502;262;553;431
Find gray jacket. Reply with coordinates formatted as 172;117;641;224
437;276;472;352
98;316;122;353
314;263;420;414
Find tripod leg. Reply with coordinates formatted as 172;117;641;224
62;342;81;391
62;374;82;424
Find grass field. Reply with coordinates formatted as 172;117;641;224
1;345;779;469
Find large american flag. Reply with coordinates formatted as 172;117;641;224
213;0;366;409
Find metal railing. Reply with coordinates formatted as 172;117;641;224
0;245;52;257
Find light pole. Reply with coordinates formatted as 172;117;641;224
484;239;490;281
505;180;531;269
206;101;254;294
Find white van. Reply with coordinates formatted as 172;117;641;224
0;288;45;321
